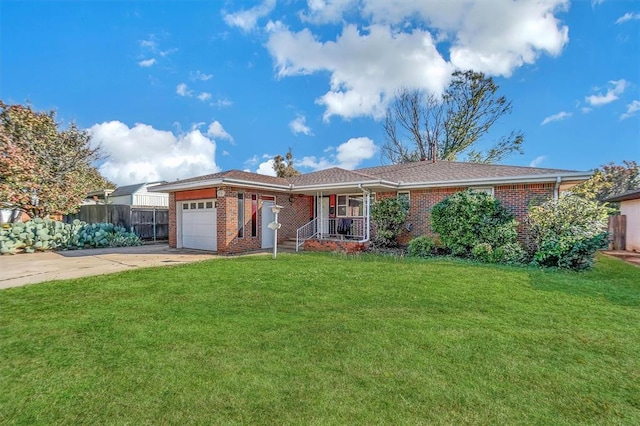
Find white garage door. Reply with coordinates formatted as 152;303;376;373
181;199;217;251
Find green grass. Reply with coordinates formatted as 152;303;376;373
1;253;639;424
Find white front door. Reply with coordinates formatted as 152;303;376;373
261;200;275;248
181;199;217;251
319;197;330;236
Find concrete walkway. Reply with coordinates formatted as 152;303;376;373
0;244;220;289
601;250;640;267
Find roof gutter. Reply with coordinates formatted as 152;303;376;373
150;177;291;193
397;171;591;190
292;179;397;192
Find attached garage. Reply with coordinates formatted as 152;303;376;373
180;199;217;251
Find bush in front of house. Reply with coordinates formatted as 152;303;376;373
430;190;523;263
0;218;141;254
407;236;437;257
526;193;610;270
370;197;409;247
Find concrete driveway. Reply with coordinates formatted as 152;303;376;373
0;244;219;289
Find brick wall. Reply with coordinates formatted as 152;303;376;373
375;184;555;245
168;185;313;254
305;238;368;253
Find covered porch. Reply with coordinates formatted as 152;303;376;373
294;188;372;252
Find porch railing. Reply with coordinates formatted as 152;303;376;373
296;217;318;251
318;217;366;241
296;217;367;251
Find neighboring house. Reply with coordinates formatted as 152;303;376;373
97;182;169;207
605;189;640;252
151;161;591;254
0;205;29;224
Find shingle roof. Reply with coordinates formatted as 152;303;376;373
603;188;640;202
153;170;289;189
152;161;590;193
358;161;583;184
287;167;383;187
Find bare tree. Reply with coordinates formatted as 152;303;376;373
382;70;524;164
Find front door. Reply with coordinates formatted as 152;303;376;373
319;197;330;236
261;200;275;248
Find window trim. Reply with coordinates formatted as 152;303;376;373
336;194;364;217
469;186;494;196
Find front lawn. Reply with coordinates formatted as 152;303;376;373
1;253;639;424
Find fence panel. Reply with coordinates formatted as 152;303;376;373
65;205;169;240
608;215;626;250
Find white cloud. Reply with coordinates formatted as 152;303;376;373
581;107;593;114
140;39;157;49
260;0;569;120
224;0;276;32
197;92;212;101
267;23;451;120
191;70;213;81
529;155;546;167
289;114;313;135
138;58;156;67
256;159;277;176
300;137;378;170
585;79;628;106
176;83;192;97
89;121;221;186
211;98;233;108
616;12;640;24
541;111;572;125
207;121;234;141
620;100;640;120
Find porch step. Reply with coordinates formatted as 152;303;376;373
278;238;303;253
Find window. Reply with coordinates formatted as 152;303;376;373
183;203;189;210
237;193;244;238
251;194;257;237
190;202;196;209
337;194;364;217
397;191;410;205
205;201;213;209
470;186;494;196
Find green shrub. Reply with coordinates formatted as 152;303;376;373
492;242;528;265
471;243;493;262
0;218;141;255
407;236;436;257
370;197;409;247
526;193;610;270
430;190;518;257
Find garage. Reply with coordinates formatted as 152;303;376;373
180;199;217;251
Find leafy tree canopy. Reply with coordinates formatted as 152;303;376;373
571;160;639;202
0;101;114;218
382;70;524;164
272;148;301;178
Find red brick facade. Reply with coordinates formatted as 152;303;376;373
305;238;369;253
168;185;312;254
375;183;555;245
168;182;555;253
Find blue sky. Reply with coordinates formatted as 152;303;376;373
1;0;639;186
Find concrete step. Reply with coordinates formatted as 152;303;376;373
278;239;303;252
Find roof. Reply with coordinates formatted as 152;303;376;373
110;181;166;197
151;161;592;193
603;188;640;202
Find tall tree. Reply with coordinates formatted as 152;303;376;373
0;101;113;218
272;148;301;178
571;161;640;202
382;70;524;164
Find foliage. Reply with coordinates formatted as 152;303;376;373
430;190;518;257
0;218;141;254
407;235;436;257
526;193;611;270
571;160;639;203
272;148;301;178
0;101;114;219
472;241;528;265
382;70;524;164
370;196;409;247
1;253;640;424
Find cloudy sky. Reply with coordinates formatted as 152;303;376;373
1;0;638;185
